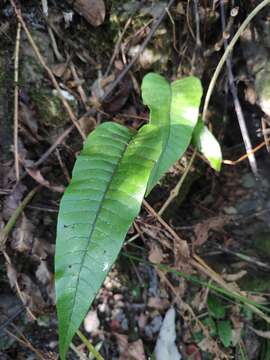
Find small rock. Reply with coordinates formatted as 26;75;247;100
242;173;256;188
84;310;100;333
223;206;237;215
155;308;181;360
144;315;162;338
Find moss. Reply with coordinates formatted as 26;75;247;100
239;272;270;292
253;232;270;257
29;88;76;127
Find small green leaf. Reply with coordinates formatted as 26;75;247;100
207;295;226;319
218;320;232;348
203;316;217;336
142;73;203;192
192;119;222;171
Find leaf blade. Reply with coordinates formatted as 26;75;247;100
218;320;232;348
192;119;222;171
55;122;162;359
142;73;203;192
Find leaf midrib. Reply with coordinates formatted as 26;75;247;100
63;130;133;350
150;84;172;187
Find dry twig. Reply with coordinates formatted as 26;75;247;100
13;22;21;182
9;0;86;139
220;1;258;177
101;0;176;102
158;150;197;216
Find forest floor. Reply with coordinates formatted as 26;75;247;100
0;0;270;359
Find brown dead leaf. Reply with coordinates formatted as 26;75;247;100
185;344;201;360
148;244;163;264
194;215;231;247
73;0;105;26
3;183;26;220
26;168;64;193
198;338;228;360
11;215;34;253
35;260;52;285
51;63;68;77
78;114;96;136
191;287;209;312
7;263;46;314
116;334;146;360
35;260;55;305
20;102;40;139
125;340;146;360
32;238;55;260
20;273;46;313
147;297;170;310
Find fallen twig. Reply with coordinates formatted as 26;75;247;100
13;21;21;182
140;200;270;324
223;140;266;165
220;1;258;177
9;0;86;139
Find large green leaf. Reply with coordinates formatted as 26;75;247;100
142;73;203;192
192;119;222;171
55;122;162;359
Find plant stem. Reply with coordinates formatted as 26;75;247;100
76;330;104;360
158;150;197;216
202;0;270;122
0;185;41;250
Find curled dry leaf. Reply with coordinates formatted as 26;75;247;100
26;168;64;193
194;215;231;247
73;0;105;26
223;270;247;282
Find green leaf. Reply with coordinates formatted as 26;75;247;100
142;73;203;192
203;316;217;336
207;295;226;319
55;122;162;359
192;119;222;171
218;320;232;348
